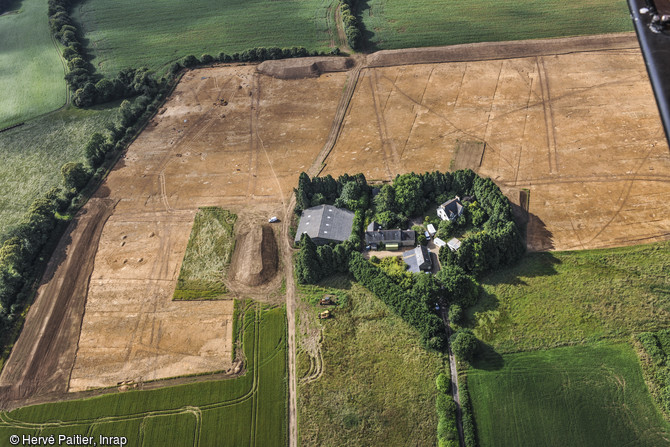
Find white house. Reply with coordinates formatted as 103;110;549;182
437;197;463;221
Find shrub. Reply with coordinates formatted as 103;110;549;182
451;329;479;362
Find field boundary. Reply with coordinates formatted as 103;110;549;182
365;32;638;67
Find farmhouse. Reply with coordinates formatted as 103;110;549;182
365;229;415;250
437;197;463;221
402;245;432;273
294;205;355;245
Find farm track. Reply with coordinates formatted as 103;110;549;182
311;62;362;177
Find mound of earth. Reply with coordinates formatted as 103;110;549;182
229;224;278;286
257;56;354;79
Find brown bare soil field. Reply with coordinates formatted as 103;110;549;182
323;44;670;251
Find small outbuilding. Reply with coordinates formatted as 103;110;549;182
434;237;447;248
447;238;462;251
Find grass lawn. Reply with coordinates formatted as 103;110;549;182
0;0;67;129
0;305;287;446
468;343;670;447
359;0;633;51
71;0;336;77
298;276;445;446
469;241;670;353
0;105;120;240
173;207;237;300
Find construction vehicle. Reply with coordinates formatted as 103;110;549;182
318;310;331;319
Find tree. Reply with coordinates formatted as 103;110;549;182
72;82;97;107
61;162;90;191
85;133;109;168
436;373;451;394
450;329;478;362
295;234;321;284
448;304;462;325
393;173;424;216
435;265;478;308
95;79;115;102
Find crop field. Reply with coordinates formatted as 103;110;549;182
359;0;632;51
470;241;670;353
0;305;287;447
173;207;237;300
72;0;336;77
0;0;67;129
468;343;670;447
0;105;119;239
298;277;444;446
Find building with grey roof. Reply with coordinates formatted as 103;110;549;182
402;245;432;273
294;205;355;245
364;229;415;250
437;197;464;221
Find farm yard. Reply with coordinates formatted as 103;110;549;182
0;0;66;129
0;306;287;447
71;0;336;77
358;0;632;51
468;343;670;447
297;277;445;446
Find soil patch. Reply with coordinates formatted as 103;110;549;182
257;56;354;79
229;224;279;286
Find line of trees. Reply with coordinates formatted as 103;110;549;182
294;172;370;215
436;371;459;447
340;0;362;49
459;374;479;447
349;251;447;350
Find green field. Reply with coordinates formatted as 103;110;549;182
468;343;670;447
72;0;335;77
298;276;444;446
0;105;120;239
359;0;632;51
0;0;67;129
469;241;670;353
173;207;237;300
0;305;287;447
